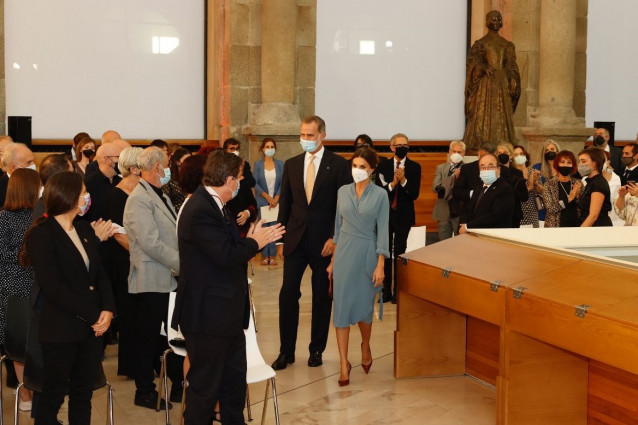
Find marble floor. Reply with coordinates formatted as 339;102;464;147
1;257;495;425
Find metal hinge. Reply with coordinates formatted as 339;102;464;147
401;257;408;265
490;280;502;292
512;286;527;299
442;267;452;278
575;304;592;319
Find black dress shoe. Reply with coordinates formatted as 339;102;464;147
391;296;397;304
271;353;295;370
134;390;172;410
307;351;323;367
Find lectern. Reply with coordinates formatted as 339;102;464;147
395;232;638;424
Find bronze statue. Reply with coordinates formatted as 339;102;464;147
463;10;521;152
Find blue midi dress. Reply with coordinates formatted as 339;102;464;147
333;183;389;327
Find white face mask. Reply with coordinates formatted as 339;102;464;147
450;153;463;164
232;150;240;157
514;155;527;165
351;168;370;183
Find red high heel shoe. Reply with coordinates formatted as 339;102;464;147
361;343;373;374
338;362;352;387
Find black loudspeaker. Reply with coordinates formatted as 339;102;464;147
594;121;615;146
8;116;32;148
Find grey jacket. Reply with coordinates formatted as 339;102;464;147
432;162;458;221
124;179;179;294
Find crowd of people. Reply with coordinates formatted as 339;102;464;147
0;119;635;424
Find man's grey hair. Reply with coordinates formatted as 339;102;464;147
1;143;25;169
137;146;166;171
597;128;610;138
119;147;143;177
449;140;466;152
390;133;409;146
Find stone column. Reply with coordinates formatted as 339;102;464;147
522;0;592;161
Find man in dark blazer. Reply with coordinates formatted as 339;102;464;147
620;143;638;185
271;115;351;370
172;151;283;425
223;138;258;237
459;153;515;232
0;142;35;206
376;133;421;303
452;143;496;216
594;127;623;174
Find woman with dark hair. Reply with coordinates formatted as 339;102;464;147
327;147;389;387
577;147;612;227
512;145;539;227
354;134;373;150
163;147;191;212
540;150;582;228
176;153;208;220
72;137;96;177
21;171;115;424
253;138;284;265
0;168;40;411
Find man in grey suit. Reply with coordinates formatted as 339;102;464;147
432;140;466;241
124;146;180;410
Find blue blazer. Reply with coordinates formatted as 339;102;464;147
253;158;284;210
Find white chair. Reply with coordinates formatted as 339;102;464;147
158;292;187;425
405;225;426;253
247;277;257;332
245;312;280;425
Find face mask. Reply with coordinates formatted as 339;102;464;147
622;157;634;166
479;169;497;185
20;164;37;171
578;164;592;177
82;149;95;158
159;167;171;186
593;135;606;147
394;145;408;159
450;153;463;164
110;158;120;175
300;137;319;153
557;166;572;177
78;193;91;216
229;177;240;199
544;151;557;161
232;150;240;157
264;148;276;157
352;168;370;183
497;153;510;165
514;155;527;166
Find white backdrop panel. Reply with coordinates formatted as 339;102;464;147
5;0;205;139
316;1;467;140
587;0;638;141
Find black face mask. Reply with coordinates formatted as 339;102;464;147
593;135;606;147
557;166;572;177
394;146;408;159
110;159;120;175
82;149;95;158
497;153;510;165
544;151;557;161
621;157;634;166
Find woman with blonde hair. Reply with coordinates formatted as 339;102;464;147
532;139;561;221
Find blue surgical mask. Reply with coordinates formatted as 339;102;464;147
479;169;497;185
159;167;171;186
230;177;240;199
78;193;91;216
264;148;276;157
300;137;319;153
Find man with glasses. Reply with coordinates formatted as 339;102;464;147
84;142;124;223
459;153;515;233
376;133;421;304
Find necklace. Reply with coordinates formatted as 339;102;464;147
559;180;572;198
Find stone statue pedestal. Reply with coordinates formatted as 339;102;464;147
521;127;594;164
242;102;301;163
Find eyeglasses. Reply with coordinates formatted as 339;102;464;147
479;165;498;171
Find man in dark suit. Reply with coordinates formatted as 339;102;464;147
459;153;515;232
620;143;638;185
84;143;124;222
223;138;258;236
594;127;623;174
376;133;421;303
271;115;351;371
452;143;496;216
172;151;283;425
0;142;35;206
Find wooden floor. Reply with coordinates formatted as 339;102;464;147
1;258;495;425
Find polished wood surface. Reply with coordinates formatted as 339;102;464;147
589;360;638;425
466;317;499;386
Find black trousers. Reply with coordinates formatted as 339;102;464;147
278;234;332;355
35;334;103;425
183;331;246;425
384;211;411;298
133;292;169;394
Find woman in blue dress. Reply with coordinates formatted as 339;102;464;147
327;147;389;386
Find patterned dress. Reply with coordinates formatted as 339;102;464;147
0;208;35;344
519;166;539;227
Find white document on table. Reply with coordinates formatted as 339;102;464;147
260;205;279;223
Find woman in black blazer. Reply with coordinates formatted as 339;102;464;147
21;171;115;425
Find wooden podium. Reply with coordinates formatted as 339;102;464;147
395;234;638;424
